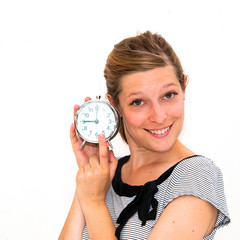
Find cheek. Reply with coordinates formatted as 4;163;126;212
166;100;185;119
169;101;185;121
122;109;146;128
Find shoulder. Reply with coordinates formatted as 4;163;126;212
170;155;223;184
177;155;220;171
166;155;224;199
162;155;230;234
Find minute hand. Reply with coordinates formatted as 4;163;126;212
96;105;99;121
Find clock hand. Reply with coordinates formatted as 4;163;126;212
96;104;99;121
82;120;99;124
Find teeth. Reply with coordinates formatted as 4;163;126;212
149;127;169;135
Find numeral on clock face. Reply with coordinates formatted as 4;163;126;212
75;100;119;144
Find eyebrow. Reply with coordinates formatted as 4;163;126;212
127;91;144;98
126;83;179;98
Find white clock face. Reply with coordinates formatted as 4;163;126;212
75;100;120;143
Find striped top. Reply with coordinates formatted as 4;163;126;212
82;155;230;239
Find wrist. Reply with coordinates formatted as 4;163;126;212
81;199;107;212
81;200;117;240
76;187;107;208
81;200;109;222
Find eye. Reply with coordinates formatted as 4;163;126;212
130;99;143;106
164;92;178;100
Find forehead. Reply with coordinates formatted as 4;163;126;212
120;66;180;97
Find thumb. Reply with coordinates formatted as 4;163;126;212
109;150;118;181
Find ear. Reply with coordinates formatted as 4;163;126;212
183;75;189;100
106;94;114;105
184;75;189;89
106;94;123;117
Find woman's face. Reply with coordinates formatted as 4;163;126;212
117;66;185;153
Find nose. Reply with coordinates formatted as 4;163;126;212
148;103;167;124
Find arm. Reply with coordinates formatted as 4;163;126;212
148;195;218;240
75;134;118;240
81;201;117;240
58;191;85;240
59;102;100;239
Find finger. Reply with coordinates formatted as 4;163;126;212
70;123;82;158
70;123;88;168
85;96;91;102
70;123;79;147
98;134;109;167
73;104;80;120
109;150;117;164
74;97;91;120
77;166;84;177
83;162;91;172
109;150;118;180
89;154;100;168
76;169;82;184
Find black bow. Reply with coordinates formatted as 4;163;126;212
115;181;158;239
112;155;192;239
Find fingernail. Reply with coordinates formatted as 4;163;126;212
98;133;105;140
85;97;91;102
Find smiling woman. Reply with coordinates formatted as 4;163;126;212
115;66;185;154
59;31;230;240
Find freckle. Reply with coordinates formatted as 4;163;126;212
172;221;175;224
192;229;195;232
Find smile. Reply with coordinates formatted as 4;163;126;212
145;125;172;136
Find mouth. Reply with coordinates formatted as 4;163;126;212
145;124;172;137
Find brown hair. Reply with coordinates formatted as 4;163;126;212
104;31;185;144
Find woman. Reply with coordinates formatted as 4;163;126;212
59;31;230;239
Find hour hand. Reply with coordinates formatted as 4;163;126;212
82;120;99;124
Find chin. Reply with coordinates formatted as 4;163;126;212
148;143;175;153
143;133;180;153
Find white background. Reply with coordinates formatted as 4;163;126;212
0;0;239;239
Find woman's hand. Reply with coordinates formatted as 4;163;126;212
70;96;118;206
75;134;118;207
70;97;99;169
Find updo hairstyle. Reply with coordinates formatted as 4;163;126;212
104;31;185;143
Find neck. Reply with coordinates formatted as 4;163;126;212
127;140;195;170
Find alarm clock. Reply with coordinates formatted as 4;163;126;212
74;98;121;149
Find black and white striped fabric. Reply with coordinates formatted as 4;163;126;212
82;155;230;239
